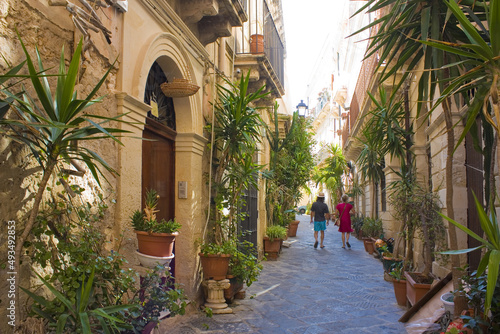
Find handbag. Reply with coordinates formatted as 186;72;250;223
335;204;348;227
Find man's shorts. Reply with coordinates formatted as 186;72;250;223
314;220;327;231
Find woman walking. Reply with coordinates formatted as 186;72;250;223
336;194;355;249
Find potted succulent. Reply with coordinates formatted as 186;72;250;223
132;189;181;258
264;225;287;260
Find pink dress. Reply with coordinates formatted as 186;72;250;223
336;203;353;233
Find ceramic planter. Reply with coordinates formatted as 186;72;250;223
440;292;454;314
264;237;282;260
135;250;174;269
135;231;177;257
404;271;432;306
199;253;230;280
287;220;300;237
392;279;407;307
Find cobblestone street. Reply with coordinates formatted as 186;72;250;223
162;214;408;333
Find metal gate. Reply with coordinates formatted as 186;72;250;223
240;183;258;251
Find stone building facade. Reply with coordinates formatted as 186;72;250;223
0;0;288;329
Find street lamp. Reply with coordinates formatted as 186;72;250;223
296;100;308;118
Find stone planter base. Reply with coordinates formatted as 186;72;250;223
202;279;232;314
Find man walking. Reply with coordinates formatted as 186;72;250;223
310;192;330;248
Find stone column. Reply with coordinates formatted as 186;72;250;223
202;279;232;314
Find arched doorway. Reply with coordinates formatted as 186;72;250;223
142;61;176;264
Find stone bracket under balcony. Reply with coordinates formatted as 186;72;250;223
181;0;248;45
234;54;285;104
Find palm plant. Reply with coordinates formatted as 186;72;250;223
312;144;348;206
440;193;500;318
206;70;268;246
0;37;131;311
351;0;485;313
356;129;384;218
422;0;500;318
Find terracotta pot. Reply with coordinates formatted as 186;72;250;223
264;237;282;260
250;34;264;53
288;220;300;237
392;279;407;307
199;253;230;280
135;231;177;257
224;276;244;303
363;237;375;254
404;271;432;306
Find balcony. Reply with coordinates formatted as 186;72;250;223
234;0;285;101
180;0;248;45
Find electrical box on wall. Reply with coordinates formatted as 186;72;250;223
178;181;187;199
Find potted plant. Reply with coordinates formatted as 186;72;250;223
200;71;268;282
199;241;234;281
404;189;446;306
352;215;365;239
264;225;287;260
132;189;181;258
285;210;300;237
224;241;263;303
389;262;407;307
361;217;383;254
125;265;187;334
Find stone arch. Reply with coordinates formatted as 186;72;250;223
135;32;201;134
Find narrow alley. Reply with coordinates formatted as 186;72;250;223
162;214;407;333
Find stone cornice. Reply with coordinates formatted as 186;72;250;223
175;132;208;156
115;92;150;130
425;111;463;137
139;0;210;66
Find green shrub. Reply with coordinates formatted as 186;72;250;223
361;217;383;238
265;225;287;242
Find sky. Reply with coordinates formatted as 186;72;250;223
282;0;351;111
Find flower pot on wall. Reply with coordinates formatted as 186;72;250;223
264;237;282;260
199;253;230;280
287;220;300;237
404;271;432;306
135;231;178;257
392;279;407;307
250;34;264;53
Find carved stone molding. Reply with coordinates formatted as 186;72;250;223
181;0;219;25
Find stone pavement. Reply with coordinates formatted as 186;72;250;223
161;214;408;333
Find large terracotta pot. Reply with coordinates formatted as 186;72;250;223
199;253;230;280
264;237;282;260
135;231;177;257
250;34;264;53
404;271;432;306
363;237;375;254
392;279;407;307
288;220;300;237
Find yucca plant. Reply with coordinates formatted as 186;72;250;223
440;193;500;318
0;35;131;311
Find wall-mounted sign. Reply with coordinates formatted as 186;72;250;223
178;181;187;199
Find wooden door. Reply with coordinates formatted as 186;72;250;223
240;182;258;251
142;117;176;222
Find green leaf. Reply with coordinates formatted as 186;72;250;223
56;313;70;334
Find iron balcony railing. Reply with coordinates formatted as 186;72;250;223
236;0;285;89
